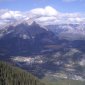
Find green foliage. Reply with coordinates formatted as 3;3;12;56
0;61;45;85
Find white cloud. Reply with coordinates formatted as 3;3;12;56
0;6;85;25
29;6;85;24
30;6;59;16
44;6;59;16
1;11;22;19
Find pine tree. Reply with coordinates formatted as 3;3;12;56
0;61;45;85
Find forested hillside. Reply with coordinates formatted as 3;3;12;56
0;61;45;85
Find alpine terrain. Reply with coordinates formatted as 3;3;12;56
0;6;85;85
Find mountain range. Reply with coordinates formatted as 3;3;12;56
0;6;85;83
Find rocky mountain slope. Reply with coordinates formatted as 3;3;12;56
0;6;85;82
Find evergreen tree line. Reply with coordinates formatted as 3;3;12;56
0;61;45;85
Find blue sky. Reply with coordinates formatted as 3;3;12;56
0;0;85;13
